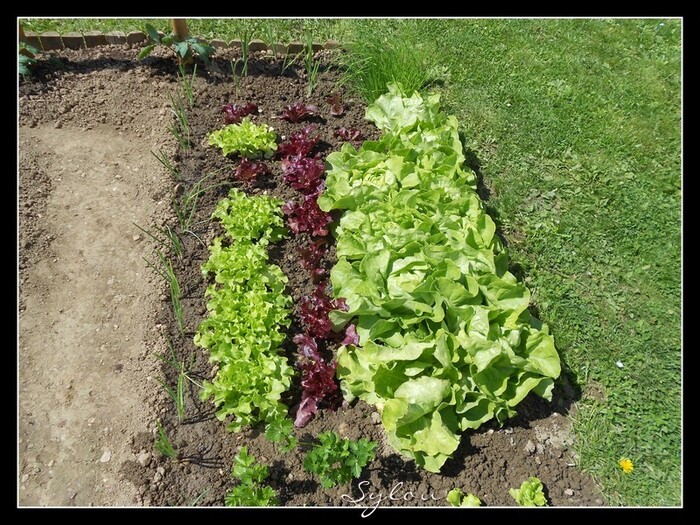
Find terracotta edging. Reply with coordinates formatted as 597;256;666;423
21;30;338;54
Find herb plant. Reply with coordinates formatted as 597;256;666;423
225;447;278;506
239;29;252;76
303;432;376;489
303;34;321;97
155;420;177;458
168;91;191;151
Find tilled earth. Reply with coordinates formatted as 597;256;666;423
18;42;605;509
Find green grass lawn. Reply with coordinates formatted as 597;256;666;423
20;17;682;506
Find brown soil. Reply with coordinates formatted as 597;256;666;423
18;44;178;505
18;43;605;509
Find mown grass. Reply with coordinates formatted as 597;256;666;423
20;17;348;43
367;19;681;507
20;17;682;506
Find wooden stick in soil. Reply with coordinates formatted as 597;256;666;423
171;19;189;40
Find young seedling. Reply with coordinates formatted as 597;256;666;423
133;222;183;259
155;339;198;423
303;431;376;489
509;477;548;507
172;172;228;232
231;60;243;98
188;488;210;507
281;49;299;75
151;149;181;181
168;92;191;152
155;420;178;458
239;29;252;77
177;62;197;109
303;35;321;98
145;250;184;335
225;447;278;506
446;488;482;507
261;26;276;58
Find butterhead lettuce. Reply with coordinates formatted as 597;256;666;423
323;84;561;472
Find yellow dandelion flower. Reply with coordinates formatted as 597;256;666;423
618;458;634;474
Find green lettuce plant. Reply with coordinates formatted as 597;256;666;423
509;477;548;507
319;84;561;472
446;488;482;507
208;118;277;158
195;189;294;448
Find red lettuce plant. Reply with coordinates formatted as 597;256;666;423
235;158;270;182
282;195;332;237
281;156;326;194
279;102;318;123
334;127;363;141
300;239;328;281
297;284;348;339
293;333;338;427
277;127;320;159
342;324;359;346
326;92;346;117
222;102;258;124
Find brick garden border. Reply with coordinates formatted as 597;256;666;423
21;30;340;54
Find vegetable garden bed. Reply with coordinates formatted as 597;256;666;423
20;42;605;508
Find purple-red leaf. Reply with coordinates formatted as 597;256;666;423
331;297;348;312
281;156;326;194
300;239;328;281
282;195;332;237
292;333;338;427
279;102;319;123
342;324;360;346
298;284;335;340
222;102;258;124
326;92;345;117
334;127;363;141
235;158;269;182
277;126;320;158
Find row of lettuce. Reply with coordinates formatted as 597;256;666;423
194;85;561;475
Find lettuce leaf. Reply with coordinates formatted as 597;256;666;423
325;83;561;472
195;191;293;434
208;117;277;159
